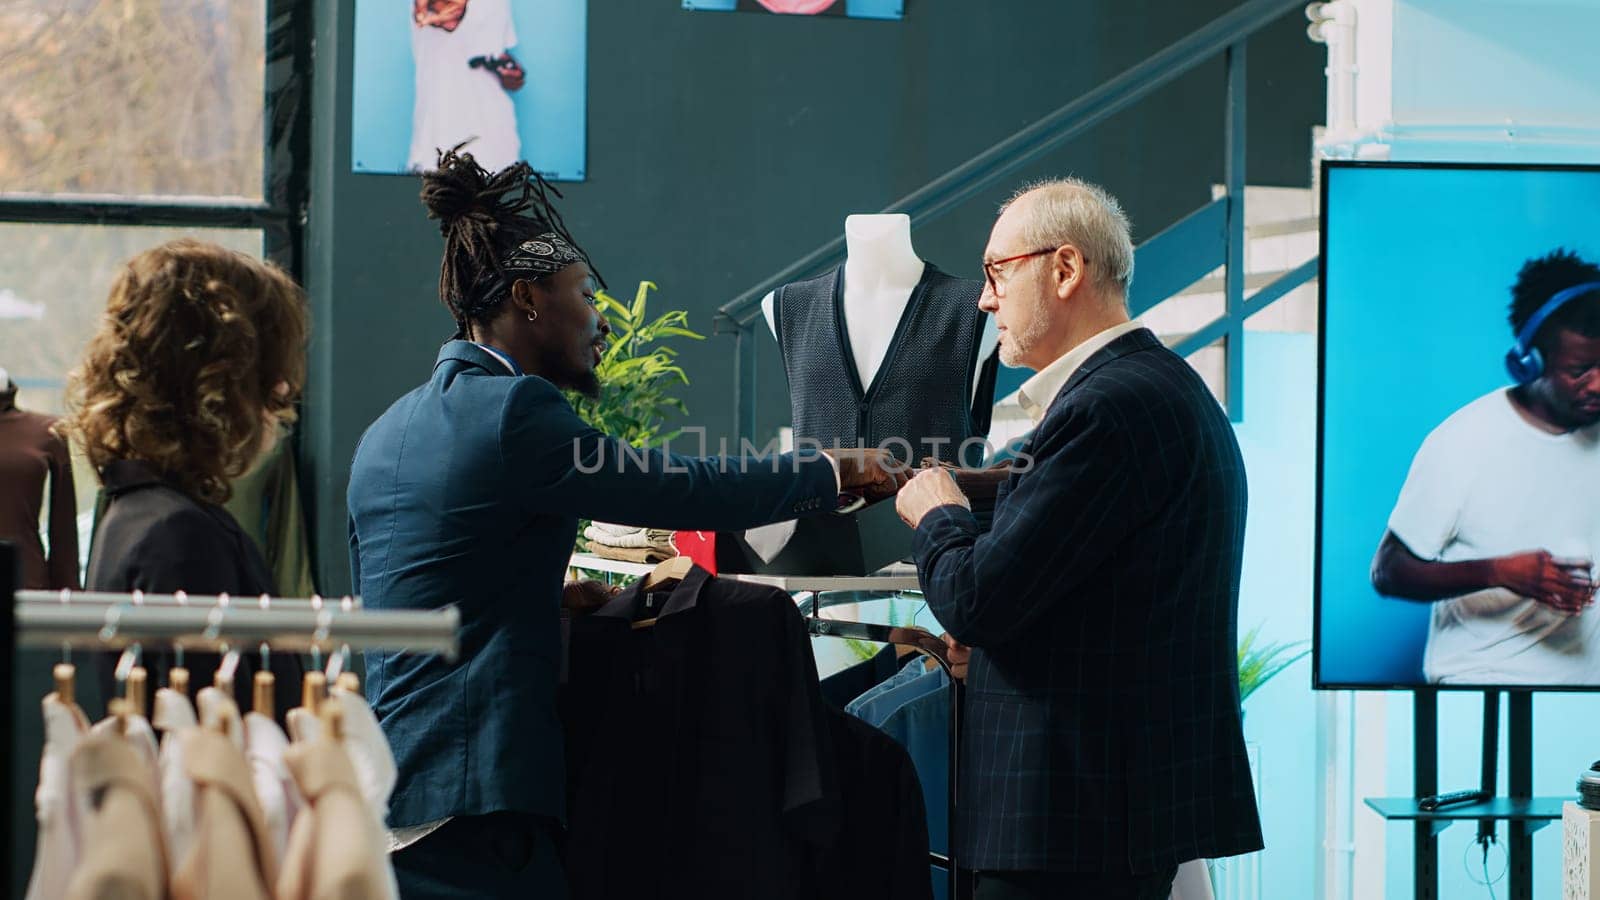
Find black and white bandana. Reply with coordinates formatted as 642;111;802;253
500;232;587;278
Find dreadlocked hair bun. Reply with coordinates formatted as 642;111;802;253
419;143;591;338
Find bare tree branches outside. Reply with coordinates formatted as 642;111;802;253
0;0;266;198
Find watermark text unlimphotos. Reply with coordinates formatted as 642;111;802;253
572;428;1034;475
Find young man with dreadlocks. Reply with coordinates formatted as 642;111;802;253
1371;248;1600;685
346;148;904;898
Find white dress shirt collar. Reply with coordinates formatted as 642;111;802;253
473;342;518;375
1016;320;1144;425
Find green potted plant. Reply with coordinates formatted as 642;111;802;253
565;280;703;560
567;280;704;446
1237;625;1309;708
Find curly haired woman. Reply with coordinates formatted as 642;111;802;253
63;238;308;718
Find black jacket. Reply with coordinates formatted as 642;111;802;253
86;459;302;717
914;328;1263;873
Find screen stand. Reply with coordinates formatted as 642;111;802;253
1410;690;1535;900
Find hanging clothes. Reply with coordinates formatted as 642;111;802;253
245;709;303;869
175;725;277;900
64;724;169;900
561;565;839;900
24;693;89;900
153;686;200;870
278;724;398;900
812;707;934;900
849;662;953;898
221;435;316;598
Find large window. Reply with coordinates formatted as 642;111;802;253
0;223;264;511
0;0;268;199
0;0;306;584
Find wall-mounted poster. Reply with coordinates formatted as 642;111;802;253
683;0;903;20
352;0;587;180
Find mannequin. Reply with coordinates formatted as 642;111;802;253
0;367;79;589
765;215;1001;468
762;214;999;405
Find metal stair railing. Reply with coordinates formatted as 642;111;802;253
713;0;1319;438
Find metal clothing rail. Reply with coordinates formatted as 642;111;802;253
14;596;458;660
15;588;360;612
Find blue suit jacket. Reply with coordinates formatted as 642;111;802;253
914;328;1263;873
348;341;837;827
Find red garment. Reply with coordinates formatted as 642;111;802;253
0;406;78;589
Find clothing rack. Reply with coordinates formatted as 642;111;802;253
15;588;359;611
572;553;969;900
796;589;969;900
12;589;458;660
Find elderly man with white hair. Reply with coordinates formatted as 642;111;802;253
896;179;1263;900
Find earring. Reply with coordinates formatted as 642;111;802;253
527;310;538;323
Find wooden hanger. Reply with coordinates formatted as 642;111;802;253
632;557;694;629
639;556;692;593
126;666;148;718
335;672;360;693
253;671;275;719
319;698;346;742
53;662;76;707
108;698;131;735
301;670;327;714
169;666;190;695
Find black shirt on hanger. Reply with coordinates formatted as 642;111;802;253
560;564;838;900
814;706;934;900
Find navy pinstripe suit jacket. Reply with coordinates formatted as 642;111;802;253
914;327;1263;873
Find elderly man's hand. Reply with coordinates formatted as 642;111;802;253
824;448;910;502
943;633;971;682
895;467;969;529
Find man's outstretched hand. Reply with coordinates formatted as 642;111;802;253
824;448;910;503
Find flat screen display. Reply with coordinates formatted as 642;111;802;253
1316;161;1600;689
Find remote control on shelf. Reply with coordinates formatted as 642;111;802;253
1418;789;1491;811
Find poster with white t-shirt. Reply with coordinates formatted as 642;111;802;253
1317;162;1600;688
1387;389;1600;685
351;0;587;180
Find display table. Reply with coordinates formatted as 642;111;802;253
568;552;922;593
1364;796;1564;830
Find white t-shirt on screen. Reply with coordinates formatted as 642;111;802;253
408;0;521;174
1387;388;1600;685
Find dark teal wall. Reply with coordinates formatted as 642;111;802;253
304;0;1323;592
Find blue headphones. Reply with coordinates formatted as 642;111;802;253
1505;281;1600;384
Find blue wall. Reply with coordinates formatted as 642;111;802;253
350;0;588;179
1242;328;1600;899
1318;165;1600;687
1232;330;1319;900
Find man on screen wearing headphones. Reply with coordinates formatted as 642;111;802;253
1371;248;1600;685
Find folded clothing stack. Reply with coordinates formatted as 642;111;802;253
583;522;677;564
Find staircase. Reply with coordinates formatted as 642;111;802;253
713;0;1320;442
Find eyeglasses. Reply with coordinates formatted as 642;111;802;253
982;248;1058;297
